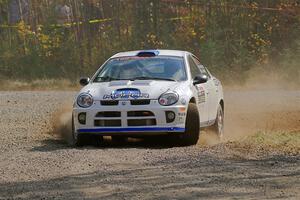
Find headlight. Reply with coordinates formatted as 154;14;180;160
77;93;94;108
158;92;179;106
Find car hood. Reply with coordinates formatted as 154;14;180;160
80;80;183;100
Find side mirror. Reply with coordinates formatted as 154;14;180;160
79;77;90;86
193;74;208;85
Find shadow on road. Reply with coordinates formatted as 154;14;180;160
31;136;178;152
0;154;299;199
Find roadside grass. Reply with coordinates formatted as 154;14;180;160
0;79;80;91
247;131;300;149
224;131;300;157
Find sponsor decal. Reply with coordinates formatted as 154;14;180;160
178;112;186;117
196;85;206;104
178;117;185;123
177;111;186;123
103;88;149;100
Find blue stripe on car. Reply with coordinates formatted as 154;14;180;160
77;127;185;133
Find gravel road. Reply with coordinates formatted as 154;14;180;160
0;90;299;199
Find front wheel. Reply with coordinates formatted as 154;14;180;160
70;117;84;147
70;116;104;147
172;103;200;146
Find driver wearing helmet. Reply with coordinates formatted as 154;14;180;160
164;60;183;81
119;62;141;79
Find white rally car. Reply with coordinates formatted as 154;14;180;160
72;50;224;146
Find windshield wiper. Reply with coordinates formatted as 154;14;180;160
95;76;131;82
133;76;176;82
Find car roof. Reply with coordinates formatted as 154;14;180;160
110;49;188;58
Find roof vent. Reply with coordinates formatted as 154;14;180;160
137;50;159;57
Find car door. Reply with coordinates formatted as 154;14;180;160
188;55;209;125
198;65;219;123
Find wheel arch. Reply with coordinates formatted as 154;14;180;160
189;97;196;104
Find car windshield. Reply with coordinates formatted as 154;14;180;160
93;56;187;82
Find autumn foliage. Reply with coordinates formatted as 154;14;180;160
0;0;299;82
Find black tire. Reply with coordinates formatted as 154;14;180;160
212;104;224;140
70;116;104;147
173;103;200;146
70;117;84;147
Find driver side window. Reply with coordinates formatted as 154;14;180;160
188;56;201;78
199;65;210;78
192;56;210;78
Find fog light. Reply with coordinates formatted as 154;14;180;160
78;113;86;124
166;111;176;123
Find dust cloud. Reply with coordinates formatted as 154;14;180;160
50;68;300;146
201;67;300;145
51;104;73;142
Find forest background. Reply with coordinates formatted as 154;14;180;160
0;0;299;87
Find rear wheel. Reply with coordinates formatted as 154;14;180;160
212;104;224;140
173;103;200;146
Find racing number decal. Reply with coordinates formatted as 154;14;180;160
196;85;206;104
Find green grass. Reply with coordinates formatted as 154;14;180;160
229;131;300;156
249;131;300;147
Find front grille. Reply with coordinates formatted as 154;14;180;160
96;111;121;118
127;111;154;117
128;119;156;126
130;99;151;105
93;110;157;128
100;100;119;106
94;120;121;127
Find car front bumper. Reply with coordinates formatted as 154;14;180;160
73;99;187;136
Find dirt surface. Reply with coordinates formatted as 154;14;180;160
0;90;300;199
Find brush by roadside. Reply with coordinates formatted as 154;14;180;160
204;131;300;159
0;79;80;91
